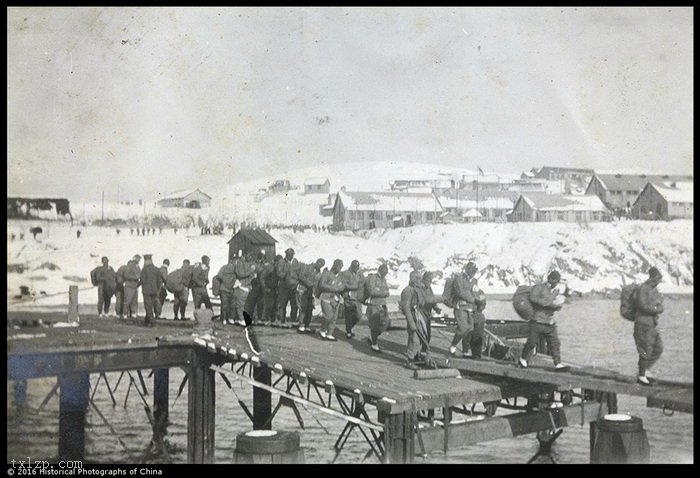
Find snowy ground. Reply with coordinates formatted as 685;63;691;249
7;219;693;308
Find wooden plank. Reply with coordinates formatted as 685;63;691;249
7;346;192;380
414;368;461;380
419;401;604;453
450;356;694;400
646;389;694;414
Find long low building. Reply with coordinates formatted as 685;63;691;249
437;190;520;222
509;193;609;222
156;188;211;209
332;190;443;230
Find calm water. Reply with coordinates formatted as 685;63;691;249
7;299;694;464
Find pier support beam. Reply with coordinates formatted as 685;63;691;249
153;368;169;440
58;373;90;462
253;365;272;430
383;412;416;464
187;351;215;464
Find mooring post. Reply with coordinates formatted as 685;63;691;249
13;379;27;410
606;393;618;414
153;368;169;440
383;412;416;464
589;421;597;462
68;285;79;322
58;373;90;461
253;364;272;430
187;350;215;464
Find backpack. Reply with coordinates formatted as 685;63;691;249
512;285;534;321
314;270;325;299
620;284;640;321
442;275;457;308
90;267;99;286
354;276;367;303
166;269;184;294
361;274;376;303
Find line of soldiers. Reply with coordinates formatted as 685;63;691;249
90;254;213;327
210;248;392;348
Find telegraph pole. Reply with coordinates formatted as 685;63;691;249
101;191;104;226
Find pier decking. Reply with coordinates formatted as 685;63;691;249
7;308;694;463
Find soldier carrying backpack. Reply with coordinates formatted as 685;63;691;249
631;267;665;386
448;262;480;357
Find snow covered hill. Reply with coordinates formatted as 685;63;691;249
7;219;693;307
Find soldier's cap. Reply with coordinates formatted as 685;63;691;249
351;259;360;268
202;255;210;262
144;254;153;260
315;258;326;267
332;259;343;268
547;270;561;282
133;254;141;260
285;248;295;255
163;259;170;265
101;256;109;262
648;267;662;279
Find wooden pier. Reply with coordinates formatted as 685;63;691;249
7;304;694;464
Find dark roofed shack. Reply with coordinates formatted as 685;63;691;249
227;229;277;262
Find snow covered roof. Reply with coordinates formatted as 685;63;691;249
304;177;330;186
534;166;595;177
338;191;443;212
520;193;608;212
159;188;212;200
649;182;694;203
462;208;483;217
594;174;692;192
227;229;277;245
436;190;518;210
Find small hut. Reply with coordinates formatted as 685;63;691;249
227;229;277;262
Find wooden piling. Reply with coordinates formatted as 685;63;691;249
68;285;79;322
383;411;416;464
58;373;90;461
253;365;272;430
153;369;169;440
187;351;215;464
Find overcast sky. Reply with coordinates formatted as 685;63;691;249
7;7;693;202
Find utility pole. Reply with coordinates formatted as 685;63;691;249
101;191;104;226
476;171;479;221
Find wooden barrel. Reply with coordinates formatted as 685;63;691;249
234;430;305;464
591;414;650;464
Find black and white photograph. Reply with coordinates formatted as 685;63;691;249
7;7;693;466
